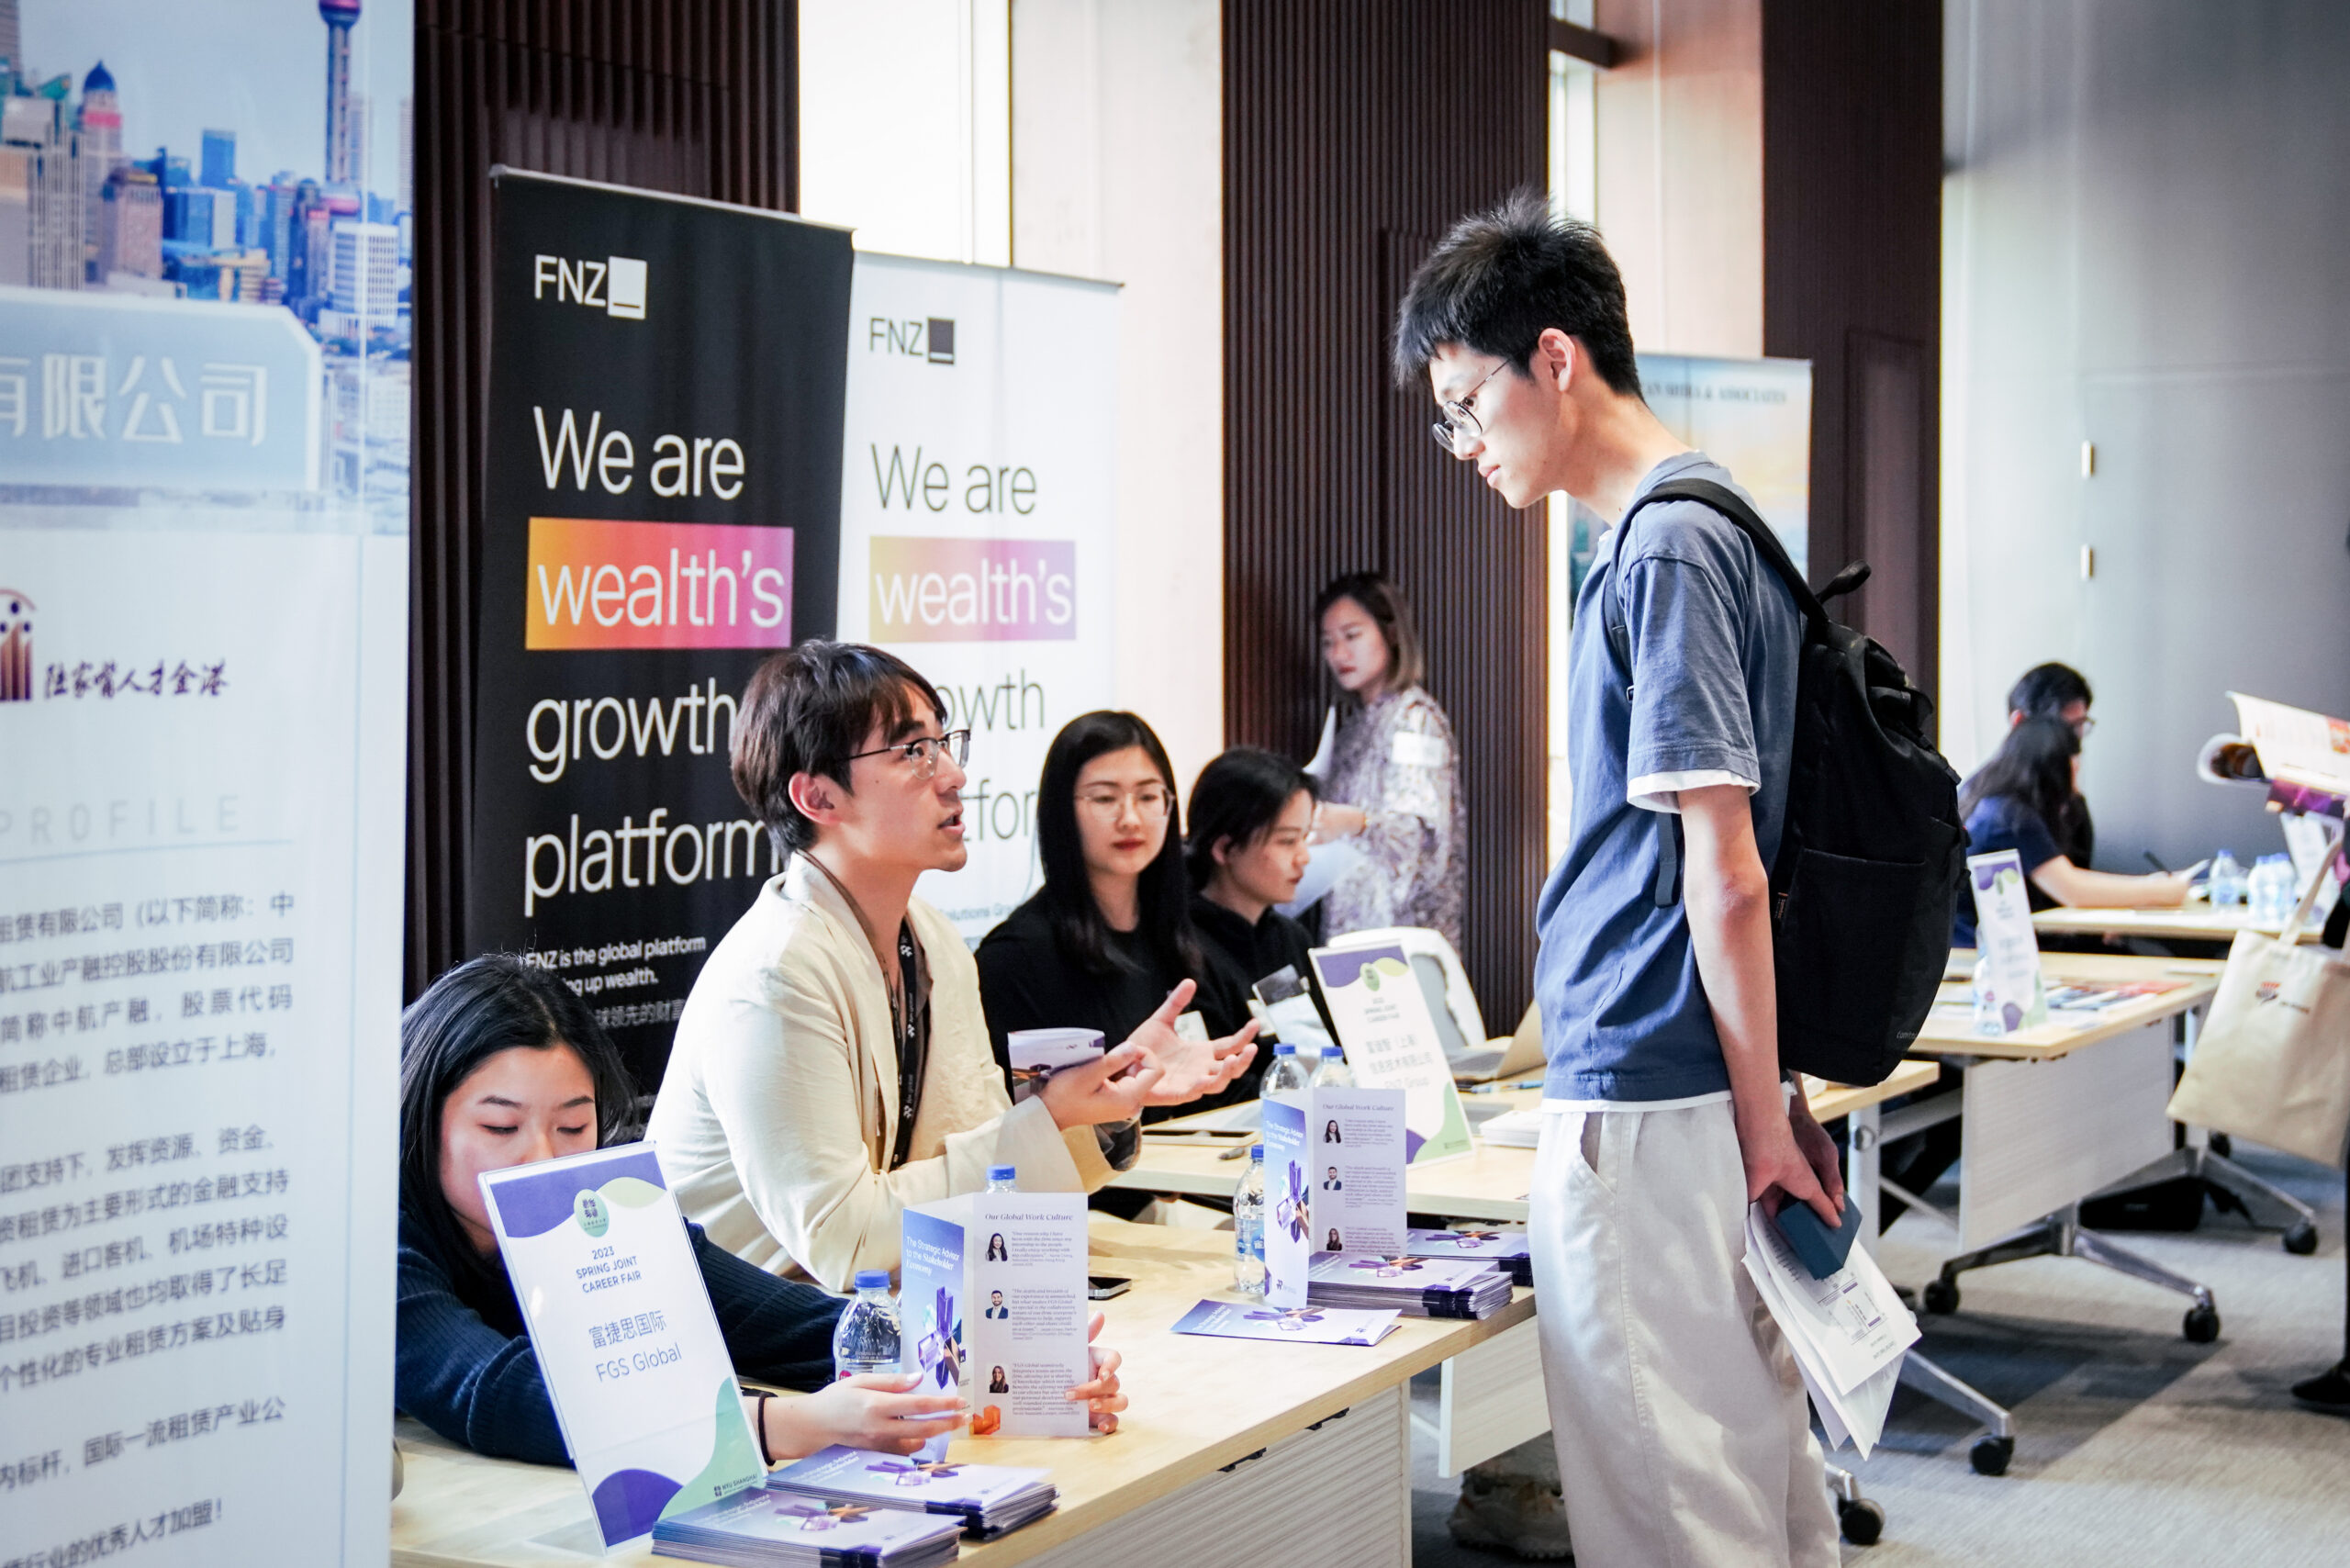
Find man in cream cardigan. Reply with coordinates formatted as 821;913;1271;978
650;641;1259;1291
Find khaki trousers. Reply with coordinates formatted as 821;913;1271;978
1528;1098;1840;1568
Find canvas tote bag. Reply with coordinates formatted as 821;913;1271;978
2167;859;2350;1168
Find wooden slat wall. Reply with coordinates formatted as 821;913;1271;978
408;0;797;999
1762;1;1943;697
1224;1;1550;1027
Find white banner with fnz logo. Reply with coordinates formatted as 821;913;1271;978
834;254;1119;943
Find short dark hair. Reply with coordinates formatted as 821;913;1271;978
1392;188;1641;397
1315;571;1427;698
732;640;946;854
1185;747;1316;890
397;954;635;1304
1035;711;1206;978
1960;715;2080;828
2007;662;2093;720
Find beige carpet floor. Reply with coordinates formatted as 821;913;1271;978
1409;1143;2349;1567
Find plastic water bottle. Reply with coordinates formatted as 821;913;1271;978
1233;1146;1267;1296
1262;1042;1311;1106
832;1271;901;1381
2250;854;2293;925
2208;849;2245;907
985;1164;1017;1193
1307;1045;1356;1089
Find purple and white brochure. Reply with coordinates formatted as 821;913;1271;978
1169;1298;1400;1346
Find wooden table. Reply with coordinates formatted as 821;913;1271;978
1106;1062;1934;1482
1111;1062;1941;1226
2033;902;2320;945
1884;952;2245;1473
391;1222;1532;1568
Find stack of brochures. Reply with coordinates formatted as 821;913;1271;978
1304;1252;1513;1319
1475;1107;1543;1148
1403;1226;1533;1286
768;1447;1058;1540
651;1485;965;1567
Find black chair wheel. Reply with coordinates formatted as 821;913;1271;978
1838;1497;1886;1546
1970;1435;2013;1476
2208;1133;2232;1158
2184;1305;2221;1343
2284;1221;2319;1256
1921;1278;1961;1315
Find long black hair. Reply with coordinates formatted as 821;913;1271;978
397;954;635;1303
1035;710;1207;978
1959;715;2080;832
1185;746;1316;890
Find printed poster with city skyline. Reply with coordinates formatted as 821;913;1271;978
2;0;411;521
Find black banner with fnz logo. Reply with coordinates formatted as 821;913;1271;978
472;169;853;1089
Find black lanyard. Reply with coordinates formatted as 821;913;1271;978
888;922;928;1171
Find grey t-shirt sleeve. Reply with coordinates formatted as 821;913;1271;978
1617;542;1761;805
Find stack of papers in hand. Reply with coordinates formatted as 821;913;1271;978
1304;1252;1513;1318
1403;1227;1533;1286
767;1447;1057;1541
1739;1205;1919;1459
1476;1108;1544;1148
1170;1298;1401;1345
652;1485;965;1568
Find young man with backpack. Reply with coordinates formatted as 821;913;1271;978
1396;193;1848;1566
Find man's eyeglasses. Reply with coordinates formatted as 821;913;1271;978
1430;338;1542;455
846;729;971;778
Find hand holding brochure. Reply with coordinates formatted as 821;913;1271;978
1170;1299;1401;1346
652;1485;966;1568
1740;1204;1919;1458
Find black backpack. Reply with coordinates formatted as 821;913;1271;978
1610;478;1965;1087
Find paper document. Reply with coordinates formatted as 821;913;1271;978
1740;1204;1919;1458
2228;692;2350;802
1304;705;1337;780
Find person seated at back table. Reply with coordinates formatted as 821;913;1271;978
648;643;1257;1291
1953;715;2192;947
1184;747;1328;1008
977;711;1262;1122
395;954;1127;1465
2007;661;2098;864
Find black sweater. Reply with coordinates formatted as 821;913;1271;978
975;891;1258;1118
395;1204;842;1466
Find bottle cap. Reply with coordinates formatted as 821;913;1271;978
854;1270;891;1291
1249;1144;1264;1159
1274;1041;1297;1056
987;1164;1016;1182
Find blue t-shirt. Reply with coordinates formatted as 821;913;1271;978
1952;794;2062;947
1534;452;1802;1102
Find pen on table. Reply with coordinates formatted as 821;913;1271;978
1461;1077;1544;1095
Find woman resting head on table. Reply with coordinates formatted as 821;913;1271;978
395;954;1126;1467
1953;716;2194;946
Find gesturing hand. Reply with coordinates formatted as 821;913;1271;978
1065;1312;1127;1435
1037;1042;1162;1131
1119;980;1260;1106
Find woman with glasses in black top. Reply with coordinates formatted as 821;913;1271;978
976;711;1260;1122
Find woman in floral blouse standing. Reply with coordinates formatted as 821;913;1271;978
1309;571;1466;949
